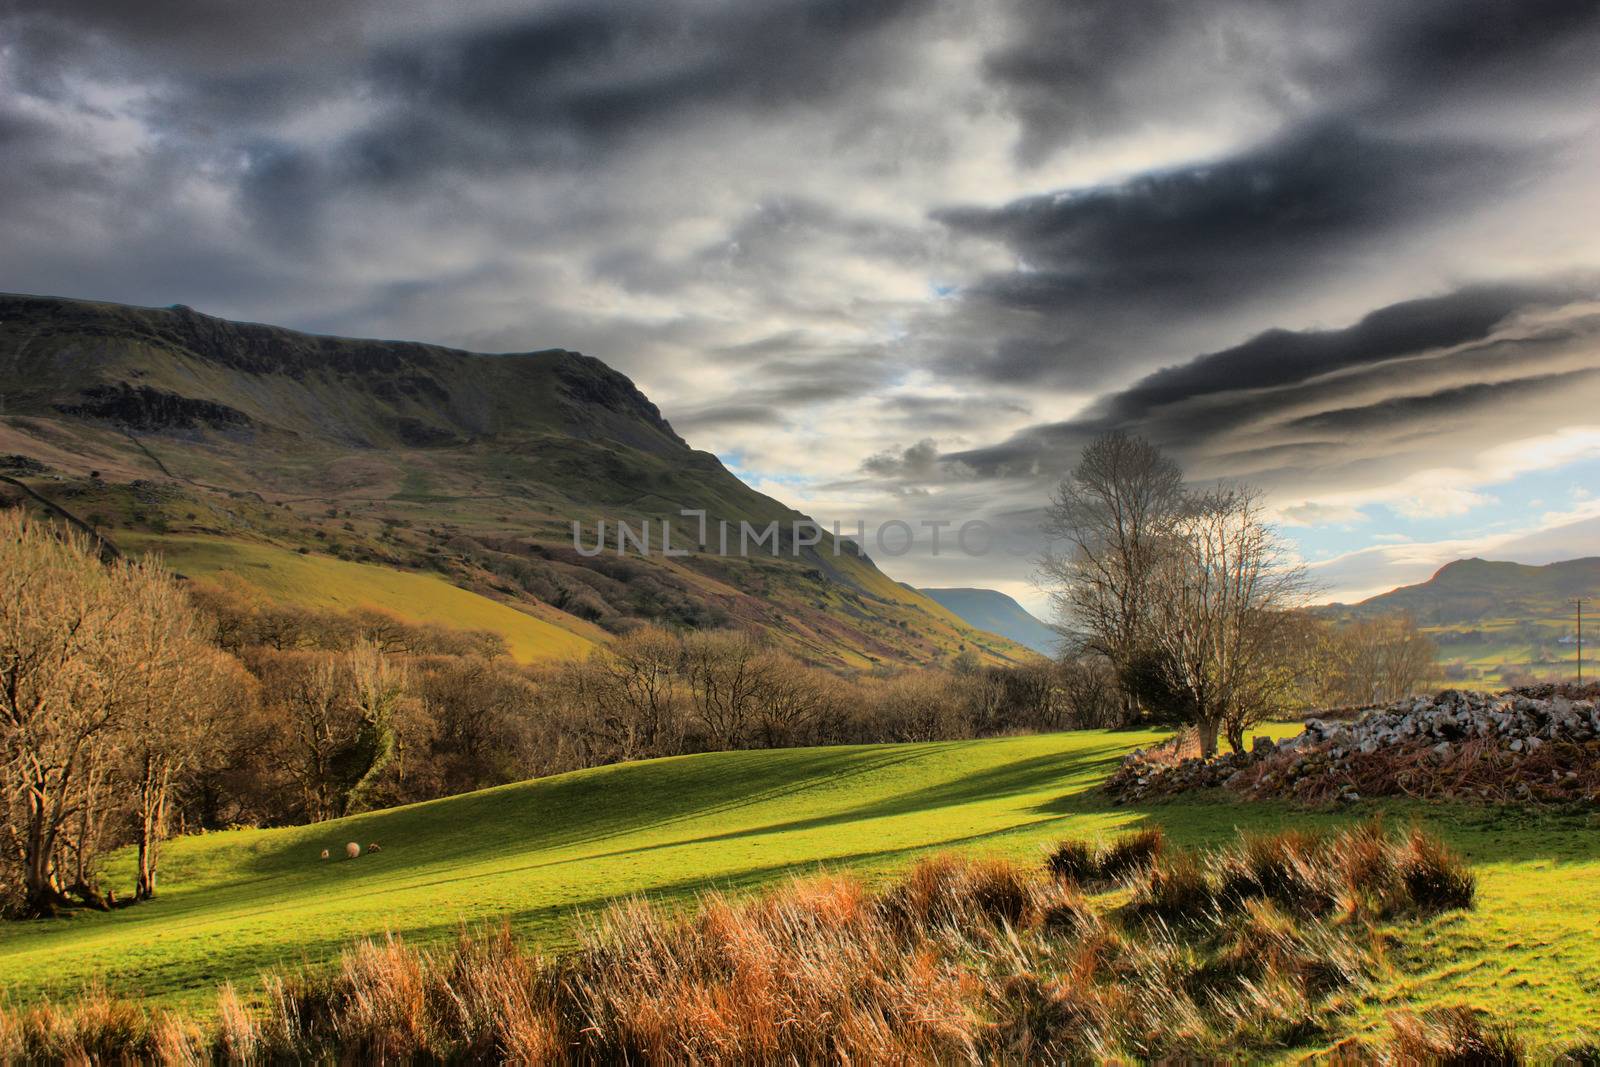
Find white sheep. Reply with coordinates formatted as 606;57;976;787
345;841;361;859
320;849;330;860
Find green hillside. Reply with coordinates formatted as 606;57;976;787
1;729;1595;1049
0;293;1032;669
1340;556;1600;626
123;534;602;661
1321;557;1600;686
919;586;1061;656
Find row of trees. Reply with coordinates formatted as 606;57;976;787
1;510;1114;915
214;629;1109;828
1282;613;1439;709
0;510;250;915
1041;432;1435;755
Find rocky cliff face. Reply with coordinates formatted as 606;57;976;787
0;293;685;455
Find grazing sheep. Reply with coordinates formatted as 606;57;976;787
345;841;361;859
320;849;330;860
367;843;382;854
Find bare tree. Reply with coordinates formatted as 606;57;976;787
1330;614;1438;704
1;512;133;913
1146;487;1308;756
410;656;540;797
751;655;842;747
0;511;235;913
119;569;258;899
1039;432;1185;724
254;643;407;822
594;626;683;757
1055;656;1120;728
681;630;769;748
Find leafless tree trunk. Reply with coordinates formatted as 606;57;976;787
1147;487;1308;757
1039;431;1185;725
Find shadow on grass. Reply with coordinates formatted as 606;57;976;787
226;744;941;882
1037;786;1600;870
8;731;1594;1011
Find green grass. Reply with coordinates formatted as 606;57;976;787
1;727;1596;1047
122;534;599;662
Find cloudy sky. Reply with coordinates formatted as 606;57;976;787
4;0;1600;612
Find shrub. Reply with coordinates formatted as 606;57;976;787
1210;829;1337;917
0;825;1483;1063
1045;838;1097;884
1099;827;1165;881
1395;827;1476;913
1125;851;1215;924
880;854;1041;933
1387;1004;1524;1065
1046;827;1164;886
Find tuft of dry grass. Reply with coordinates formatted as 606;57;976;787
1127;818;1478;927
0;824;1483;1064
0;986;152;1065
1046;827;1165;887
1386;1004;1525;1065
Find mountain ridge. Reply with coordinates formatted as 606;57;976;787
917;587;1059;657
1330;555;1600;626
0;293;1032;670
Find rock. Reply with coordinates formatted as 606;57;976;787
1102;684;1597;807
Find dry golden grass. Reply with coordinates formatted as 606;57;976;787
0;822;1491;1064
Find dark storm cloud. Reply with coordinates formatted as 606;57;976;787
933;282;1600;483
861;438;944;479
1098;284;1581;423
672;334;898;433
1369;0;1600;112
980;0;1319;165
1279;366;1600;436
3;0;1599;562
981;0;1600;165
931;120;1526;385
311;0;939;192
2;0;944;248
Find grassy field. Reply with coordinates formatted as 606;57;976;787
122;534;601;662
1;728;1596;1049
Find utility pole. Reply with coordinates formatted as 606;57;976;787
1572;597;1589;685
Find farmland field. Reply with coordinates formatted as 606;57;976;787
1;727;1595;1050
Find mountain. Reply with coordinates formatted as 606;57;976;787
0;293;1032;669
1319;556;1600;686
1327;557;1600;627
917;587;1059;657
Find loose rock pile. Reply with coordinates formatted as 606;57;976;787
1106;685;1600;807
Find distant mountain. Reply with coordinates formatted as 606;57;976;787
1318;556;1600;687
0;293;1033;669
917;588;1058;657
1324;557;1600;627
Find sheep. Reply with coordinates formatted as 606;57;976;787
345;841;361;859
367;843;382;854
320;849;330;860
